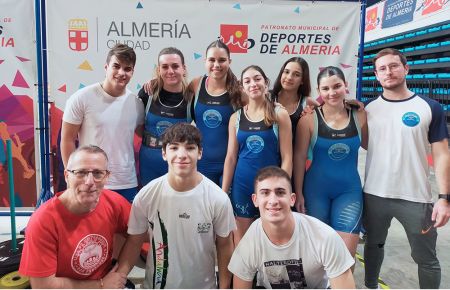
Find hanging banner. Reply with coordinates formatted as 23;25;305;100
382;0;417;28
365;0;450;41
0;0;37;208
46;0;361;111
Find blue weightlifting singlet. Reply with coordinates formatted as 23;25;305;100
139;88;191;186
303;107;362;234
272;93;304;199
231;109;281;218
272;94;303;145
194;76;235;185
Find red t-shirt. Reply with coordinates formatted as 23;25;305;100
19;189;130;279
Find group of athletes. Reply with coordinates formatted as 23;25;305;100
18;40;449;289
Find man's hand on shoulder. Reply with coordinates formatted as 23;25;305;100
143;79;153;95
301;97;321;116
344;99;365;111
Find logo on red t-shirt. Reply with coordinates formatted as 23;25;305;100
71;234;108;275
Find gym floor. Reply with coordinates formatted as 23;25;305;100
1;148;449;288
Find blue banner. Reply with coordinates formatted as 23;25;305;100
382;0;416;28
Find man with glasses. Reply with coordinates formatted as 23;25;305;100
19;145;131;289
61;44;144;202
363;48;450;288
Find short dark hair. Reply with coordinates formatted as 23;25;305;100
373;48;407;68
161;123;202;151
67;145;108;169
254;166;291;192
106;44;136;67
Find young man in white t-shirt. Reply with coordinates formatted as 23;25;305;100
228;166;355;289
363;48;449;289
61;44;144;202
117;123;236;289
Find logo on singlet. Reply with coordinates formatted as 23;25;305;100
402;112;420;127
156;121;173;136
236;203;250;215
246;135;265;153
328;143;350;161
203;109;222;128
71;234;108;275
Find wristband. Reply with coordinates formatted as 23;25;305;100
438;194;450;201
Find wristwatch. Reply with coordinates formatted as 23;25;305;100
438;194;450;201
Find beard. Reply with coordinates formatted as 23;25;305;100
381;77;406;90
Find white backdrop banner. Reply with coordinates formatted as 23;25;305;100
46;0;361;108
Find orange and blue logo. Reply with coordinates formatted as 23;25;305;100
220;24;254;53
68;18;88;52
365;7;379;32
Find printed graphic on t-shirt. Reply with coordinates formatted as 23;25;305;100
197;222;212;233
179;212;190;219
71;234;108;275
402;112;420;127
264;259;307;289
153;211;169;289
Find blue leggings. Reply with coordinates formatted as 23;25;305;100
305;188;362;234
197;161;223;186
139;145;167;187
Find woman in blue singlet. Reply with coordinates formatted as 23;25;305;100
190;40;242;186
271;57;311;144
222;65;292;245
294;66;368;259
139;47;193;186
272;57;312;206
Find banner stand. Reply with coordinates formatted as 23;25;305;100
34;0;52;207
357;0;367;101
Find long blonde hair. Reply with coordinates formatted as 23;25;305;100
150;47;192;101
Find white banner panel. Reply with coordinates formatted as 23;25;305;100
46;0;361;109
365;0;450;42
0;0;38;207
